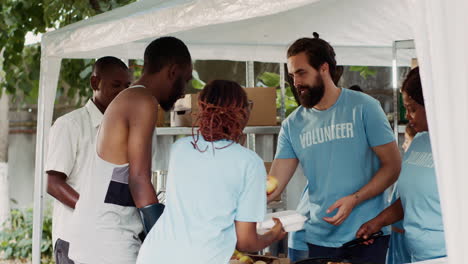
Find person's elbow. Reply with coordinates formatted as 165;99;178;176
47;171;68;196
47;173;60;196
236;237;257;252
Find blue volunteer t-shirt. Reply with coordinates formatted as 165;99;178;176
397;132;446;262
288;185;310;251
275;88;395;247
387;188;411;264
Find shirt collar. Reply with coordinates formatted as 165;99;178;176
85;99;103;128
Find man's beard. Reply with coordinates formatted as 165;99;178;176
297;77;325;108
160;76;186;111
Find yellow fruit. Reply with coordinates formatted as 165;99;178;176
232;249;244;260
239;255;254;264
266;175;279;194
254;261;267;264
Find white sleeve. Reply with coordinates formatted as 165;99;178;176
44;118;79;177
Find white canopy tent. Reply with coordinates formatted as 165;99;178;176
34;0;468;263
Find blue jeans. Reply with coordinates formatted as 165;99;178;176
288;247;309;262
307;235;390;264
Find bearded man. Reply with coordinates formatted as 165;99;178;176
266;33;401;264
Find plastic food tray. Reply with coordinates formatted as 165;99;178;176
257;210;307;234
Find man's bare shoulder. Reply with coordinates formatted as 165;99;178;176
108;87;158;114
120;87;157;106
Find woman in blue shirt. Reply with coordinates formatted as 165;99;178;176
137;80;286;264
356;67;446;262
387;124;416;264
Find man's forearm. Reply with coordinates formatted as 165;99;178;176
47;173;80;209
354;164;399;204
129;177;158;208
375;199;404;227
238;230;278;252
267;158;299;203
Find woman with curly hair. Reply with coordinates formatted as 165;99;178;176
356;67;446;262
137;80;286;264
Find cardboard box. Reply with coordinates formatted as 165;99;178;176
170;87;277;127
244;87;277;126
411;58;418;69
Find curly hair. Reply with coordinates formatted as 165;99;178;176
191;80;249;153
401;67;424;106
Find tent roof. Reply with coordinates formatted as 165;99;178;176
42;0;414;66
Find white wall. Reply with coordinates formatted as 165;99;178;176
8;132;36;208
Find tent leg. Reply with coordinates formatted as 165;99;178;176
392;42;399;144
279;63;286;121
32;56;61;264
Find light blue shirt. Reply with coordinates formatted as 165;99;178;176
137;137;266;264
387;188;411;264
288;185;309;251
397;132;446;262
275;88;395;247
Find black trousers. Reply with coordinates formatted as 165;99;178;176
54;238;75;264
307;235;390;264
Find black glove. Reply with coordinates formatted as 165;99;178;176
138;203;165;235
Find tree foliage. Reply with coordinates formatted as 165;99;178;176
0;0;136;103
0;207;53;263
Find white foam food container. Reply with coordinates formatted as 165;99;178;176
256;210;307;235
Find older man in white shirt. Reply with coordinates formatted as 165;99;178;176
45;56;131;264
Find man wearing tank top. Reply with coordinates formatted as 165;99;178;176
68;37;193;264
45;56;131;264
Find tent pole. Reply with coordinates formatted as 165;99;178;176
246;61;255;87
279;63;286;121
32;56;61;264
245;61;255;151
32;64;47;264
392;42;399;144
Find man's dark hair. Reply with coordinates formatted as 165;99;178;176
143;36;192;74
92;56;128;75
287;32;337;81
333;65;343;85
401;67;424;106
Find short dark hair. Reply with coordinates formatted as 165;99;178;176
92;56;128;75
287;32;337;81
143;36;192;74
401;67;424;106
333;65;344;85
349;85;363;92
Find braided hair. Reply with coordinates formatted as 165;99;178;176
191;80;249;153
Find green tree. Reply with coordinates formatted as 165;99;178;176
0;0;136;261
0;0;136;99
257;72;298;117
